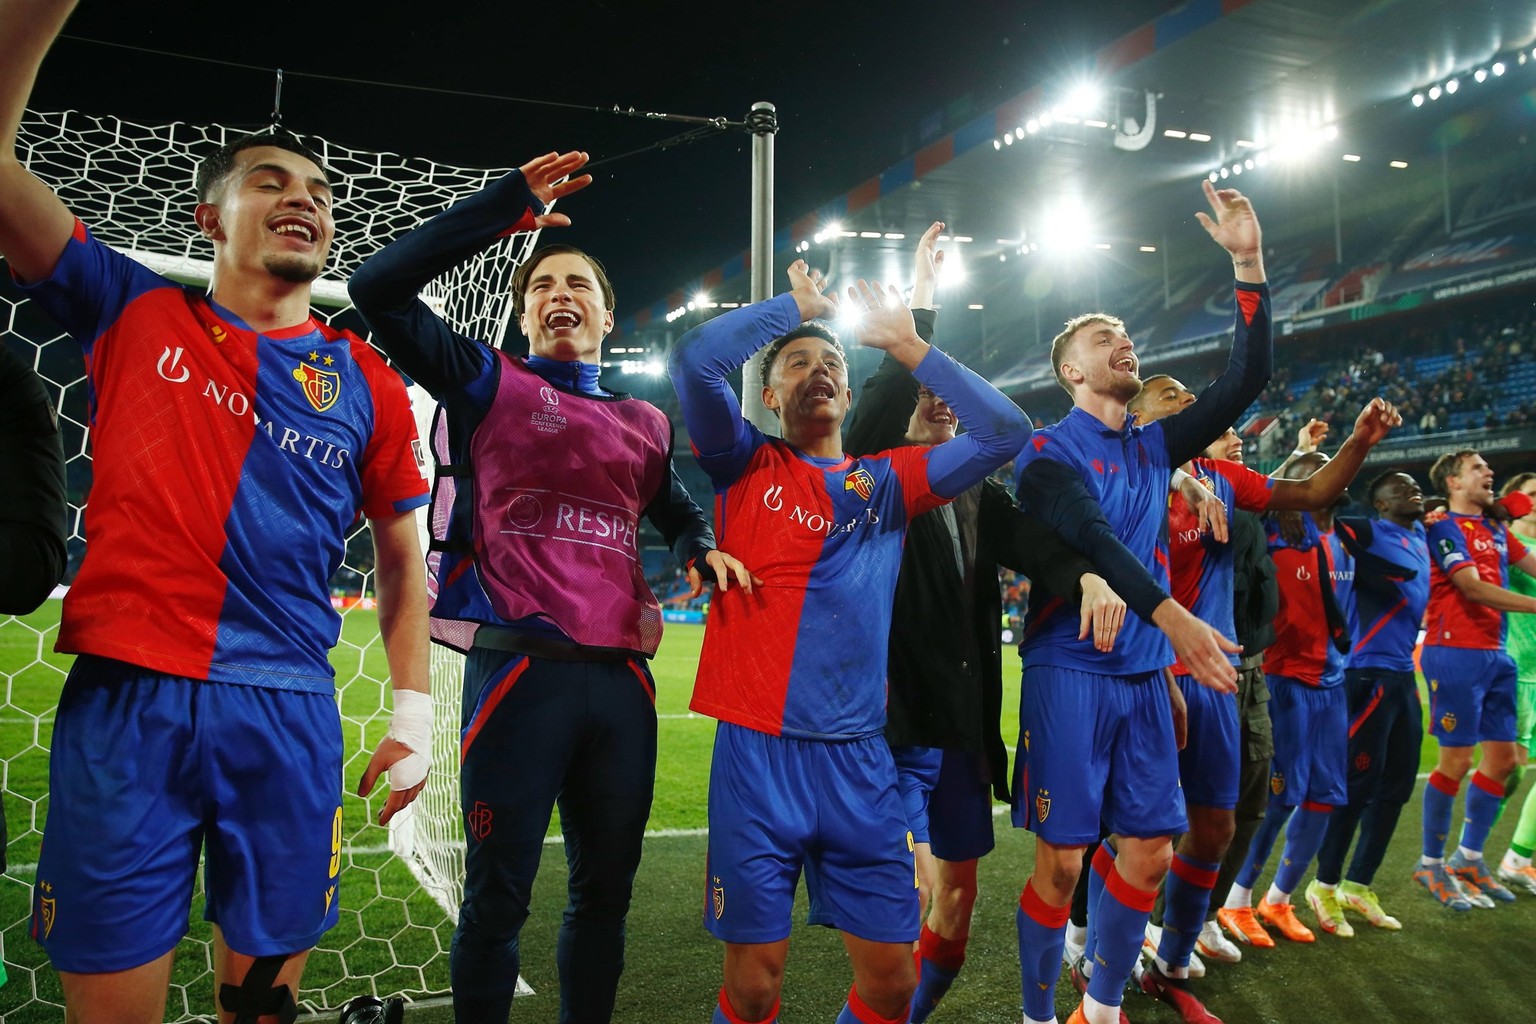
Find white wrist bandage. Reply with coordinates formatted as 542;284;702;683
386;689;433;791
1170;467;1192;490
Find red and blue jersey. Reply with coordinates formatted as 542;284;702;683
18;221;428;692
1321;527;1357;684
1424;508;1527;650
1335;516;1429;672
1168;458;1274;675
1264;514;1347;688
670;293;1031;740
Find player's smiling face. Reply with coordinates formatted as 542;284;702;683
519;252;614;362
1450;453;1495;509
763;334;851;430
1205;426;1244;463
1377;472;1424;518
904;386;957;446
198;145;335;285
1067;322;1140;402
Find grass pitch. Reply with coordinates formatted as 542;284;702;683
2;606;1534;1022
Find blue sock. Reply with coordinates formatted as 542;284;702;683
1237;804;1293;889
1423;771;1459;860
1274;803;1332;895
909;924;965;1023
1157;853;1219;969
1459;771;1505;855
1082;840;1113;966
1017;880;1070;1024
1088;862;1157;1009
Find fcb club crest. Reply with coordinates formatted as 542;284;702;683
36;878;56;938
711;875;726;920
845;467;876;501
1270;770;1286;796
293;352;342;412
1440;711;1457;733
467;800;494;842
1035;788;1051;823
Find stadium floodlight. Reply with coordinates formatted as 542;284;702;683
1016;125;1025;137
1445;78;1459;94
884;232;905;240
1084;119;1109;129
1412;92;1425;107
1244;158;1255;170
1342;153;1361;162
1220;166;1229;178
993;138;1003;150
1039;111;1055;128
1236;139;1257;148
1493;62;1506;75
1036;198;1090;251
1390;160;1409;168
644;360;665;376
1063;82;1103;115
1004;132;1015;145
860;230;881;238
953;235;974;243
1429;85;1442;100
1164;129;1188;139
839;229;858;238
825;220;842;237
1139;245;1157;253
1209;171;1220;182
1026;118;1040;134
968;304;985;310
1189;132;1212;142
1322;125;1339;141
693;292;709;310
1475;68;1488;83
1232;162;1243;175
1255;152;1269;167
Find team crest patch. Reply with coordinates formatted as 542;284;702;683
38;893;56;938
467;800;494;841
1035;788;1051;823
1440;711;1457;733
1270;771;1285;796
845;468;875;500
711;876;725;920
293;355;341;412
1355;752;1372;772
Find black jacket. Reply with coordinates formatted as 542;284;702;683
844;310;1094;800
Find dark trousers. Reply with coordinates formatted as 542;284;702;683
1315;667;1423;886
1209;658;1274;912
451;648;658;1024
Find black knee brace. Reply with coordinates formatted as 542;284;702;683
219;953;298;1024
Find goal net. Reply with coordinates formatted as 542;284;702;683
0;109;535;1018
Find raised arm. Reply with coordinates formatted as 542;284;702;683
348;151;591;399
1268;399;1400;511
1162;182;1274;465
846;280;1030;497
0;0;80;283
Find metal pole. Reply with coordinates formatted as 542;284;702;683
1333;174;1343;264
742;101;779;434
1442;146;1452;235
1162;231;1170;310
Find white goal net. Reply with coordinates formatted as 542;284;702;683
0;109;537;1019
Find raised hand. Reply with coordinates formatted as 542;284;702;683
787;259;839;321
518;150;594;229
1351;397;1401;447
1196;180;1263;274
911;221;946;309
1295;417;1328;454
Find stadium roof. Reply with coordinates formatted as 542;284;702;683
619;0;1536;337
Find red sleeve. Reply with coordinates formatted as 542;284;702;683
1202;458;1274;513
889;445;948;520
352;338;431;519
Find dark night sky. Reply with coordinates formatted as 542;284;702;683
29;1;1184;313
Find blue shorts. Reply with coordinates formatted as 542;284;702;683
705;723;919;944
35;656;343;973
928;749;996;863
1175;673;1240;810
1421;646;1518;746
891;745;943;845
1012;665;1186;846
1266;675;1348;808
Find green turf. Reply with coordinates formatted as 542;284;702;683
3;605;1535;1023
